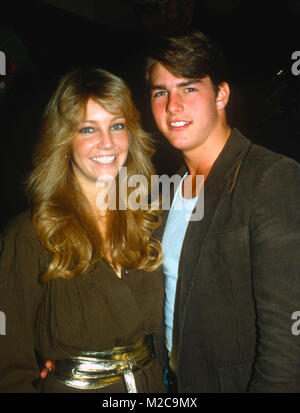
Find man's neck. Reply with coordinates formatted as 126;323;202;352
183;123;232;181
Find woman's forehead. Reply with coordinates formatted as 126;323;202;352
76;98;125;122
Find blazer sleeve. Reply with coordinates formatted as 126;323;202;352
249;157;300;392
0;223;43;392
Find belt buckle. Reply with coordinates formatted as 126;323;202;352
117;361;137;393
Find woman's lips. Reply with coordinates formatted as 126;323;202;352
90;154;118;166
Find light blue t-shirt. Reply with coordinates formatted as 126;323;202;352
162;173;199;352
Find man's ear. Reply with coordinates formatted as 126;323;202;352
216;82;230;110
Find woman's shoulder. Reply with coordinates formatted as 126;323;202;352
0;210;49;276
2;210;37;240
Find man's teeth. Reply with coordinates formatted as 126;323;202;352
170;121;190;127
92;155;116;164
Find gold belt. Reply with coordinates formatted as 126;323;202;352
50;336;154;392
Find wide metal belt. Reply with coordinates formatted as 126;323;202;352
50;336;154;392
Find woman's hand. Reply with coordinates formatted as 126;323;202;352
40;360;55;379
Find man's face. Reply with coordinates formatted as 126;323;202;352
149;62;227;154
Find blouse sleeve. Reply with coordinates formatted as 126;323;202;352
0;217;43;392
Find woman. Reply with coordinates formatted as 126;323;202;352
0;67;165;392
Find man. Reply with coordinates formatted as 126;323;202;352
147;30;300;392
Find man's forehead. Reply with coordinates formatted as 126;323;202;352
149;62;209;87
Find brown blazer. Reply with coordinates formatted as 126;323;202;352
155;128;300;392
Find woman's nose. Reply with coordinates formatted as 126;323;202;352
96;131;114;149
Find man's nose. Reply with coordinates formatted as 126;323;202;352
166;92;183;114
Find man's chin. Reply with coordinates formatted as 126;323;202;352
167;138;195;152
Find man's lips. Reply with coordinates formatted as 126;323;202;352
168;120;191;130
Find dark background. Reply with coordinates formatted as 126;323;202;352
1;0;300;230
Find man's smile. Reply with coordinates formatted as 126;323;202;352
169;120;191;130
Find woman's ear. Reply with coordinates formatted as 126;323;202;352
216;82;230;110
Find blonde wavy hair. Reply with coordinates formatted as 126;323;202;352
26;67;162;283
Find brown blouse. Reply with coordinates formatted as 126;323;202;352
0;211;165;393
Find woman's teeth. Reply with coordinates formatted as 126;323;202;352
170;121;190;127
92;155;116;164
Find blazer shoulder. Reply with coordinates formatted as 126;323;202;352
244;142;300;175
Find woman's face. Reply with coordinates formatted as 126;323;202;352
71;98;129;195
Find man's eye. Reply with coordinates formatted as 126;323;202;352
185;87;196;93
79;127;94;134
153;91;167;98
111;123;125;130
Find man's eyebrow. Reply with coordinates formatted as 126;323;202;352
150;84;166;91
150;79;202;90
177;79;202;88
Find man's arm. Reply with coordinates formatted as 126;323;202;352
249;157;300;392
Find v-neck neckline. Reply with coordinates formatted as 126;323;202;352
102;258;127;280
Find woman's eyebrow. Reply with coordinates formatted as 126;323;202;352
78;120;98;124
78;116;125;124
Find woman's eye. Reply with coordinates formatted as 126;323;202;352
111;123;125;130
79;127;94;134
